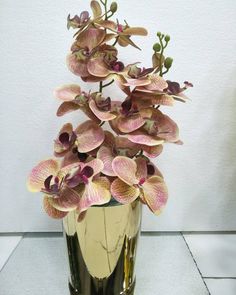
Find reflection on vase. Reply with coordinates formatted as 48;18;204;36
63;200;142;295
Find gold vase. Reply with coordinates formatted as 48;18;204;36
63;200;142;295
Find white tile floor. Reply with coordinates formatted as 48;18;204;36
0;233;235;294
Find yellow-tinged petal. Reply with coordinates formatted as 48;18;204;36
123;27;148;36
91;0;102;18
128;132;164;146
89;100;116;121
97;146;116;176
77;178;111;214
135;157;147;181
27;159;59;192
47;188;80;212
111;178;139;204
112;156;138;185
142;176;168;215
43;196;68;219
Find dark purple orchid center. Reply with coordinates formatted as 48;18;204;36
43;175;61;195
121;99;132;115
139;178;146;186
166;81;181;95
66;166;94;188
111;61;125;72
95;97;111;112
59;132;70;145
147;164;155;176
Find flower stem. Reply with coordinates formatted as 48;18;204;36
103;79;115;88
99;81;103;92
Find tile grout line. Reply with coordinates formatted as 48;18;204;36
181;232;211;295
0;234;25;273
204;277;236;280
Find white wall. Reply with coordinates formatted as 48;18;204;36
0;0;236;232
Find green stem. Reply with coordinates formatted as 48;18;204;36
103;79;115;88
104;0;108;20
158;36;164;77
99;81;103;92
112;38;118;47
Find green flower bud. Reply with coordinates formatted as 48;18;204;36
164;35;170;42
156;31;162;37
164;57;173;69
110;2;118;13
153;43;161;52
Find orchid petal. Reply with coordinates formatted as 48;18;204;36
83;158;104;177
27;159;59;192
112;156;138;185
48;188;80;212
117;114;145;133
135;157;148;181
90;0;102;18
76;28;105;52
128;132;164;146
66;53;90;77
145;74;168;92
87;57;110;77
111;178;139;204
142;144;163;158
124;78;150;87
97;146;116;176
57;102;80;117
75;120;105;153
89;100;116;121
54;84;81;101
123;27;148;36
142;176;168;215
43;196;68;219
78;178;111;213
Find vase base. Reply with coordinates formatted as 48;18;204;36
68;279;135;295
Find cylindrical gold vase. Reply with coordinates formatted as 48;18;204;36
63;200;142;295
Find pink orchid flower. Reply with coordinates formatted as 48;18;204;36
27;159;81;219
54;123;76;157
111;156;168;215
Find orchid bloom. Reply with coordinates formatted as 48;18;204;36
97;132;140;176
111;156;168;215
127;108;180;146
54;123;76;157
62;159;111;215
165;80;193;102
27;159;81;219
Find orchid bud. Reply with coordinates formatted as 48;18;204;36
156;31;162;37
164;35;170;42
110;2;118;13
164;57;173;69
153;43;161;52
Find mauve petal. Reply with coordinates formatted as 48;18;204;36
117;114;145;133
76;28;105;52
135;157;148;181
90;0;102;18
112;156;138;185
77;178;111;213
83;158;104;177
54;84;81;101
111;178;139;204
123;27;148;36
89;100;116;121
27;159;59;192
128;132;164;146
49;188;80;212
66;54;90;77
97;146;116;176
142;144;163;158
57;102;80;117
124;78;151;87
43;196;68;219
142;176;168;215
75;120;105;153
87;57;110;77
145;74;168;92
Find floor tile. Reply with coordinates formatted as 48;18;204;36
0;233;208;295
205;279;236;295
184;234;236;278
0;235;22;271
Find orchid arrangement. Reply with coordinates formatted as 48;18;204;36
27;0;193;221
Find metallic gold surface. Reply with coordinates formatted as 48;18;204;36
63;201;142;295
